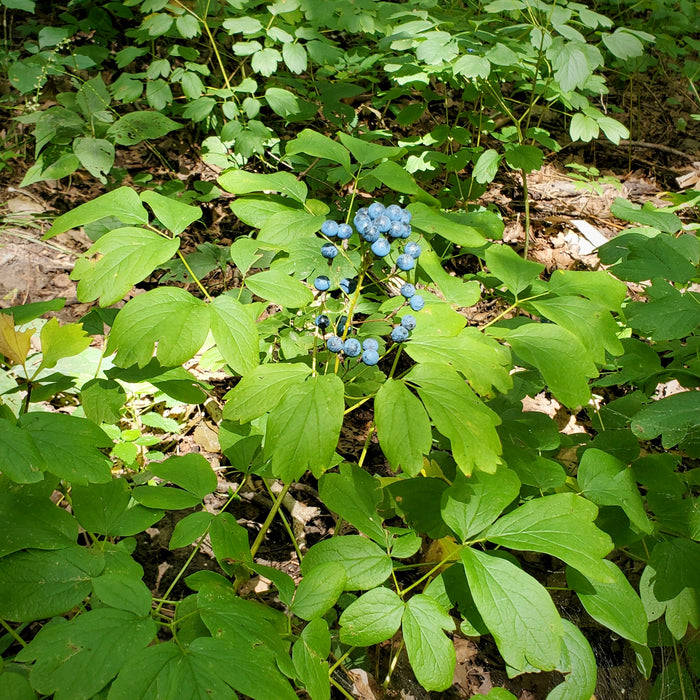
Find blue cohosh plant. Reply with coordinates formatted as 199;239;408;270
0;130;699;698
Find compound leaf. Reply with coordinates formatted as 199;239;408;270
208;295;259;375
151;453;217;499
245;268;313;308
546;619;597;700
39;318;91;369
140;190;202;235
107;111;181;146
218;169;307;204
285;129;351;172
292;562;346;621
485;244;545;296
292;618;330;700
0;418;47;483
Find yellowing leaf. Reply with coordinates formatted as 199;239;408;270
40;317;91;369
0;313;33;365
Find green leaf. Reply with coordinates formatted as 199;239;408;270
407;326;512;396
549;40;591;92
578;449;652;533
249;563;295;606
92;573;152;616
223;364;311;422
45;187;148;239
407;363;502;475
0;298;66;324
569;113;599;142
19;412;112;485
80;378;126;424
0;546;104;621
72;227;180;306
301;535;392;590
71;479;164;536
0;484;77;556
418;249;482;308
109;639;239;700
292;562;346;621
631;392;700;449
337;132;404;166
285;129;350;172
531;296;623;364
251;47;281;76
460;547;563;673
197;588;297;698
609;198;683;234
485;244;544;296
483;492;614;583
73;137;114;179
218;169;307;204
0;669;35;699
170;511;213;549
140;191;202;235
132;485;202;509
402;594;456;692
388;478;450;539
548;269;627;314
107;111;181;146
264;87;301;118
0;419;47;483
546;619;597;700
626;282;700;341
292;619;330;700
567;561;648;645
258;210;325;246
107;287;210;368
453;53;491;79
441;469;520;541
245;269;314;307
409;202;488;247
473;149;501;184
368;161;439;206
318;463;385;542
16;609;156;700
282;42;308;74
338;587;404;645
375;379;432;477
493;323;598;409
649;539;700;601
208;295;259;375
265;374;344;481
209;512;252;569
38;317;91;369
503;145;544;173
231;196;302;229
597;116;629;145
602;29;645;60
151;453;216;499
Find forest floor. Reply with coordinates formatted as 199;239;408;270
1;71;700;699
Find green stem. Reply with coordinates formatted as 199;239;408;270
0;618;26;647
399;550;457;598
522;168;531;259
382;640;404;690
250;481;292;558
262;479;303;563
177;250;213;301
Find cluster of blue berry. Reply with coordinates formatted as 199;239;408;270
311;202;426;367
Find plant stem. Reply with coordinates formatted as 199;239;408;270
177;249;213;301
522;168;531;259
250;480;292;558
0;618;26;647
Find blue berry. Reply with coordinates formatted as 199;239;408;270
390;326;410;343
321;220;338;237
314;276;331;291
409;294;424;311
386;204;403;221
388;221;404;239
371;238;391;257
368;202;385;219
361;225;380;243
354;216;372;235
336;315;347;335
400;223;412;239
337;223;353;239
400;283;415;298
362;349;380;366
375;214;391;233
404;242;422;258
401;314;417;330
344;338;361;357
327;336;344;353
321;242;338;259
396;254;415;271
362;338;379;352
356;207;369;217
339;277;357;294
401;210;412;225
315;314;330;328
